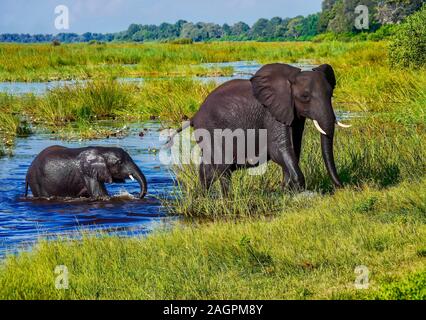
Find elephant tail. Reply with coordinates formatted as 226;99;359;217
164;119;193;149
25;180;29;197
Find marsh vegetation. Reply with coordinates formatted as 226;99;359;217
0;40;425;299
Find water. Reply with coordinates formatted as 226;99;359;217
0;61;320;94
0;80;86;95
0;122;176;257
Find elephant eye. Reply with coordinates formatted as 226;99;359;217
301;92;310;101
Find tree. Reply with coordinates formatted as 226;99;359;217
389;4;426;68
286;16;304;38
251;18;273;39
180;23;202;41
376;0;424;24
222;23;231;37
230;21;250;37
301;13;320;37
126;24;142;37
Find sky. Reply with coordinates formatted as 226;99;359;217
0;0;322;34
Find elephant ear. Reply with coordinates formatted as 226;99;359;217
250;63;301;125
313;64;336;90
79;151;112;183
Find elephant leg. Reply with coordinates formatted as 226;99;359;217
34;183;49;198
281;155;305;191
84;177;109;198
291;117;306;163
270;126;305;191
199;163;233;196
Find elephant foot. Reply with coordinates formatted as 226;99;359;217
282;178;306;193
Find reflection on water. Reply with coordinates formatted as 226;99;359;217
0;122;176;257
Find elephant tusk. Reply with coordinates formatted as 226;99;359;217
129;174;135;181
336;121;352;128
313;120;327;135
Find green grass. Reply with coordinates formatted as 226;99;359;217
0;41;404;82
1;41;426;141
0;78;215;141
168;116;425;218
372;270;426;300
0;40;425;299
0;178;425;299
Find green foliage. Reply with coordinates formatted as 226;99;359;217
319;0;423;37
1;14;323;43
389;4;426;68
367;24;399;41
374;271;426;300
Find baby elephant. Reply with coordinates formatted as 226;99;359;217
25;146;147;199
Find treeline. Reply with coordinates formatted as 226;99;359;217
0;0;423;43
319;0;423;33
0;32;116;43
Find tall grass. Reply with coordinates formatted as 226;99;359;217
132;78;216;122
0;42;238;81
0;94;33;153
0;78;215;139
0;178;425;299
37;80;134;125
1;41;425;137
0;41;405;82
167;117;425;218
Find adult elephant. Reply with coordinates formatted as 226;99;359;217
25;146;147;199
170;63;350;194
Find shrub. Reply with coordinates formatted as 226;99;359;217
169;38;193;45
374;271;426;300
367;25;399;41
389;5;426;68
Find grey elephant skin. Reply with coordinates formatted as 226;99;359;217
25;146;147;199
178;63;344;194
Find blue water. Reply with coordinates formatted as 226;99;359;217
0;122;177;257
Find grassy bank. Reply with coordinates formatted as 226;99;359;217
0;178;425;299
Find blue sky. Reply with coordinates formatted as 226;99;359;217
0;0;322;34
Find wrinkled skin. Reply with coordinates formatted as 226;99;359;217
189;63;343;194
25;146;147;199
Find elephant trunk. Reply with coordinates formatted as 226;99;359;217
126;162;147;198
320;126;343;188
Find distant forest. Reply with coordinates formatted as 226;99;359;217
0;0;423;43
